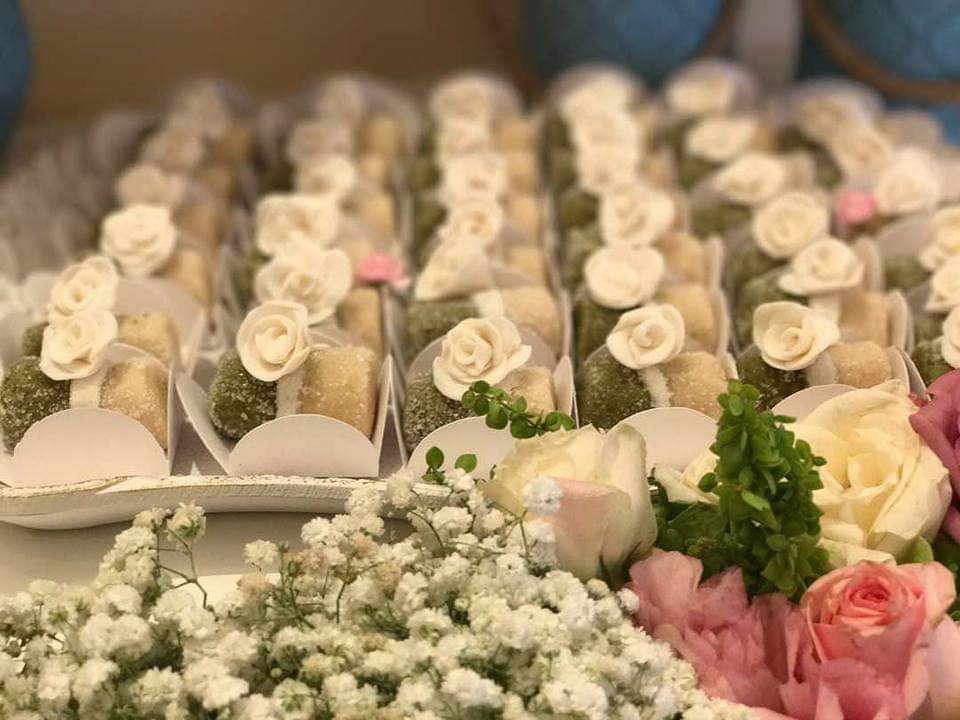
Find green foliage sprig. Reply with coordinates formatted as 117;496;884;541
656;380;830;601
460;381;574;438
421;447;477;484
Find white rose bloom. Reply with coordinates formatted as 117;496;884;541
666;71;736;116
925;254;960;313
254;242;353;325
752;191;829;259
435;117;493;161
40;310;118;381
777;238;864;296
414;234;494;302
685;115;757;164
429;77;497;125
293;154;358;202
115;164;186;209
941;306;960;369
605;304;685;370
140;120;205;174
712;153;788;206
254;194;340;257
752;301;840;371
437;196;504;250
791;381;951;565
485;424;657;580
920;206;960;271
598;185;675;247
874;147;943;216
236;301;311;382
431;316;531;401
584;245;664;310
576;145;639;197
825;123;893;179
795;94;870;144
47;255;119;322
439;152;508;204
559;75;634;123
100;204;177;278
285;118;355;166
569;108;640;158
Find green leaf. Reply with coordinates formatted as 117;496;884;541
740;489;770;512
471;380;490;394
909;536;935;564
510;417;537;438
486;403;508;429
461;390;476;409
425;447;444;470
454;453;477;473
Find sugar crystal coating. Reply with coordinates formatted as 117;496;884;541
404;299;475;363
160;247;213;308
736;344;808;411
663;351;726;419
100;357;169;450
913;339;953;386
402;370;470;452
504;245;549;287
735;274;792;349
691;202;751;239
826;341;892;388
118;312;180;367
884;256;929;293
337;287;384;356
297;346;378;438
0;357;70;452
725;242;780;303
914;311;943;346
573;294;621;366
21;323;46;357
659;231;709;286
501;286;562;355
232;248;268;312
656;283;717;352
576;347;652;430
555;185;598;236
839;290;888;347
560;224;602;290
412;196;446;260
208;350;277;441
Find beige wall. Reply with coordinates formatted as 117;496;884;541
22;0;528;120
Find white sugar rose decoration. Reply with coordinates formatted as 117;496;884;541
439;152;508;204
569;108;640;158
414;234;494;302
140;120;205;174
874;147;943;217
236;301;311;382
685;115;757;164
254;194;340;257
294;154;358;202
115;164;186;209
920;206;960;271
666;71;735;116
437;196;504;249
285;118;355;166
254;242;353;325
40;310;118;381
777;238;864;296
169;82;231;140
429;76;497;125
752;191;829;260
100;204;177;278
576;145;639;197
48;255;119;322
605;304;685;370
712;153;788;206
560;75;634;122
435;117;493;161
795;94;870;143
312;78;367;123
599;185;675;247
825;123;893;179
792;381;951;565
926;255;960;313
584;245;665;310
752;301;840;371
432;316;532;401
941;306;960;369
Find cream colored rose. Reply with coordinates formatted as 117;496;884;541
654;449;718;505
825;123;893;179
435;117;493;161
293;154;358;202
429;76;497;125
666;71;735;116
285;119;355;166
792;381;951;565
559;75;634;123
920;206;960;271
47;255;119;322
752;301;840;371
874;147;943;216
584;245;664;310
569;108;640;157
115;164;186;209
606;304;685;370
576;145;639;197
437;196;504;250
926;255;960;313
236;301;311;382
712;153;788;206
941;306;960;369
432;316;531;401
140;120;205;174
752;191;829;259
254;242;352;325
414;235;494;302
599;184;675;247
685;115;757;164
254;194;340;257
777;238;864;296
486;424;656;580
100;204;177;278
795;94;870;144
438;152;508;204
39;310;118;381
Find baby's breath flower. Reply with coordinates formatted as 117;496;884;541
521;475;563;516
243;540;279;569
168;502;206;541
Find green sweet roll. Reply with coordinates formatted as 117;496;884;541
401;371;472;452
232;247;270;311
573;294;621;366
912;339;954;387
883;256;929;294
776;127;841;189
734;275;792;349
914;312;944;346
404;300;476;364
548;149;577;198
691;202;752;239
208;351;278;441
735;345;809;411
0;357;70;452
559;224;602;290
408;156;440;195
554;186;598;237
541;112;570;158
412;197;447;266
724;243;782;305
21;323;45;357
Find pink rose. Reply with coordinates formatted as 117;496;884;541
911;370;960;543
355;252;408;289
835;190;877;230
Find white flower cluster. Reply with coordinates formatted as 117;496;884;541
0;485;747;720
